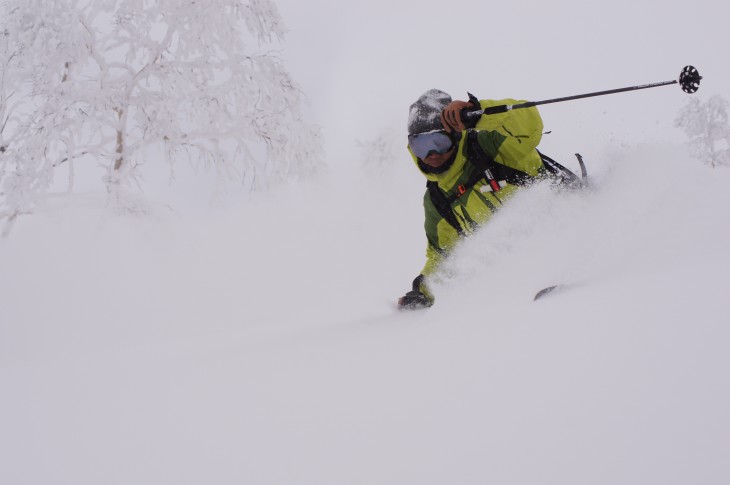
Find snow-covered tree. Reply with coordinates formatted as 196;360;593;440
0;0;322;233
675;95;730;168
356;128;402;173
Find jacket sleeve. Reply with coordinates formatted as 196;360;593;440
420;189;461;278
474;99;544;176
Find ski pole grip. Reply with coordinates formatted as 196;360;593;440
461;108;483;124
461;104;510;124
482;105;511;115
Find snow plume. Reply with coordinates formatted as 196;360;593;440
2;142;730;485
431;141;730;304
0;0;322;233
675;95;730;168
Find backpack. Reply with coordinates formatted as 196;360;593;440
427;131;585;235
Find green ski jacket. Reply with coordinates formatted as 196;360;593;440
410;98;545;300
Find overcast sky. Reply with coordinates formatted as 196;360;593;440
274;0;729;166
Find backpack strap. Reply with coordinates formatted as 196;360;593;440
466;130;535;187
426;134;586;239
464;130;499;189
426;130;553;237
425;130;513;236
427;180;465;236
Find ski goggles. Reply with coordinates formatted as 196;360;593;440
408;130;454;160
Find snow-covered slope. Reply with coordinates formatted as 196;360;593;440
1;143;729;484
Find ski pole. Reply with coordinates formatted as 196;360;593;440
465;65;702;117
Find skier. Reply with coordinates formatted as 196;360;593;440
397;89;559;310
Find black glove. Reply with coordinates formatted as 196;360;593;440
397;275;433;310
440;94;482;132
461;92;483;129
398;290;432;311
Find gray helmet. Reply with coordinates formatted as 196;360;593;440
407;89;451;136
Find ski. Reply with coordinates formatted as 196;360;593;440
534;284;561;301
